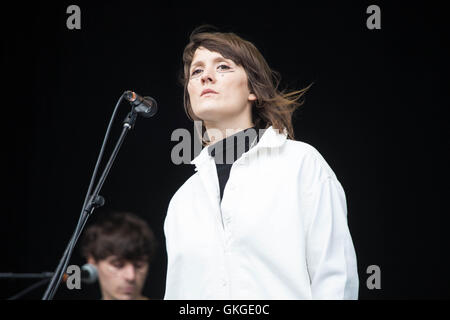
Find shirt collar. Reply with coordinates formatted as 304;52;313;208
207;126;259;163
191;125;287;170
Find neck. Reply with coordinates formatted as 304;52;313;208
203;119;254;146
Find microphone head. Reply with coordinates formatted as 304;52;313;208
139;96;158;118
81;263;98;284
124;90;136;102
124;90;158;118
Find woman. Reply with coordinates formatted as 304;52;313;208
164;25;359;299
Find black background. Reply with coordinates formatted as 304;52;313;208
1;1;448;300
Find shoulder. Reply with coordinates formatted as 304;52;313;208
164;171;199;231
167;171;200;209
283;139;338;182
283;139;319;157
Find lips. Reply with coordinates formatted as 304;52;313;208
201;89;218;96
122;286;135;294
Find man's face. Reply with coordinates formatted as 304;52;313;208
187;47;256;127
89;256;149;300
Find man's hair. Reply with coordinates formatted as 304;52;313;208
80;211;157;264
179;24;313;144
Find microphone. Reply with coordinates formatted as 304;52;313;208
62;264;98;284
124;91;158;118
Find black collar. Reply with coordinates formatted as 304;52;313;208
207;126;260;164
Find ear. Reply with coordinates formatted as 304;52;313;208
248;93;257;101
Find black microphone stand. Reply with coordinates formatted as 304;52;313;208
0;272;54;279
0;273;54;300
42;94;141;300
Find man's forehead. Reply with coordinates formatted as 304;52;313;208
103;255;148;263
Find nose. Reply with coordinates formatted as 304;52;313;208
121;263;136;281
200;66;216;84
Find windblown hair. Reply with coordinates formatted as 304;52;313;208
179;25;312;144
80;211;157;264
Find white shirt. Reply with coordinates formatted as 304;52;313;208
164;126;359;299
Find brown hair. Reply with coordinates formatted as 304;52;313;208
80;211;157;264
179;25;313;144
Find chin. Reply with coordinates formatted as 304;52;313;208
117;293;136;300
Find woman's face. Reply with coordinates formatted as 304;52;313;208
187;47;256;128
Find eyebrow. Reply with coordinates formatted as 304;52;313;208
190;57;232;70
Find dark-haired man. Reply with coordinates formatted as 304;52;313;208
80;211;157;300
